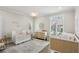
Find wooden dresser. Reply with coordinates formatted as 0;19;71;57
34;32;47;40
50;38;79;53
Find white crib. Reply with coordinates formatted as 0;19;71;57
12;30;31;44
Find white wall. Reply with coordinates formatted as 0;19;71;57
35;16;50;32
0;15;3;39
0;10;33;36
34;10;75;35
0;9;75;38
63;10;75;33
75;7;79;37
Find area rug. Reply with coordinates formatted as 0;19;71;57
2;39;49;53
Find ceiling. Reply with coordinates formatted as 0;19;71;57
0;6;74;16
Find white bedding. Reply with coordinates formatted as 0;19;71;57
50;32;75;42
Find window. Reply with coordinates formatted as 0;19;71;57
50;15;64;35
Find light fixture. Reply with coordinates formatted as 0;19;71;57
58;7;63;10
31;12;38;17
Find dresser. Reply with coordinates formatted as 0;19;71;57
34;32;47;40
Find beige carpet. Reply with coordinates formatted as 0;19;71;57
2;39;49;53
